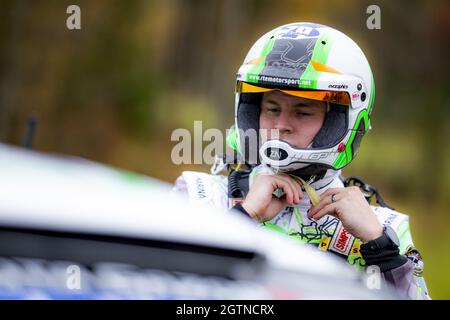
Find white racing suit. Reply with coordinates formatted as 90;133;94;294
173;167;431;300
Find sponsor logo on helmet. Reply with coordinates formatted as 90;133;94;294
328;84;348;90
280;33;299;39
248;74;300;86
352;92;360;100
278;23;321;37
265;147;288;161
264;38;315;74
300;79;311;86
292;151;339;161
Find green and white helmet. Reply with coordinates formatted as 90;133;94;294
228;22;375;179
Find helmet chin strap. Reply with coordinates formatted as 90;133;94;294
287;166;341;191
285;164;328;182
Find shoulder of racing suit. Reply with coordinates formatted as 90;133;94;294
370;206;412;255
369;205;430;299
172;171;229;211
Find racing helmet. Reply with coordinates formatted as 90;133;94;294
227;22;375;179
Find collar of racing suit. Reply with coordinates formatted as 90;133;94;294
309;168;343;191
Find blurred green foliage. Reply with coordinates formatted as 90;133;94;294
0;0;449;298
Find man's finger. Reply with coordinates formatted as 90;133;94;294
309;192;340;217
320;187;347;199
310;202;339;221
284;174;305;202
275;179;295;205
309;188;346;216
275;174;302;203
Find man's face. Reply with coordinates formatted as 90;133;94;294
259;91;328;148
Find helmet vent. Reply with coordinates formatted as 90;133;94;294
361;92;366;101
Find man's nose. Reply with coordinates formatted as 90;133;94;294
274;111;294;134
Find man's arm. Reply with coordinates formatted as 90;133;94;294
382;258;430;300
360;223;431;300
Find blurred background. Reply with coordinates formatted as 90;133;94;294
0;0;449;298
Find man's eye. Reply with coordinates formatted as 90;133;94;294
267;108;280;113
297;112;313;116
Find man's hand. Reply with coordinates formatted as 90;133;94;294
307;186;383;242
242;173;303;222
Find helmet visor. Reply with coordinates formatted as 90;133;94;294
237;81;350;106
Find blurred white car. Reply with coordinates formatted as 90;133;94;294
0;143;398;299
